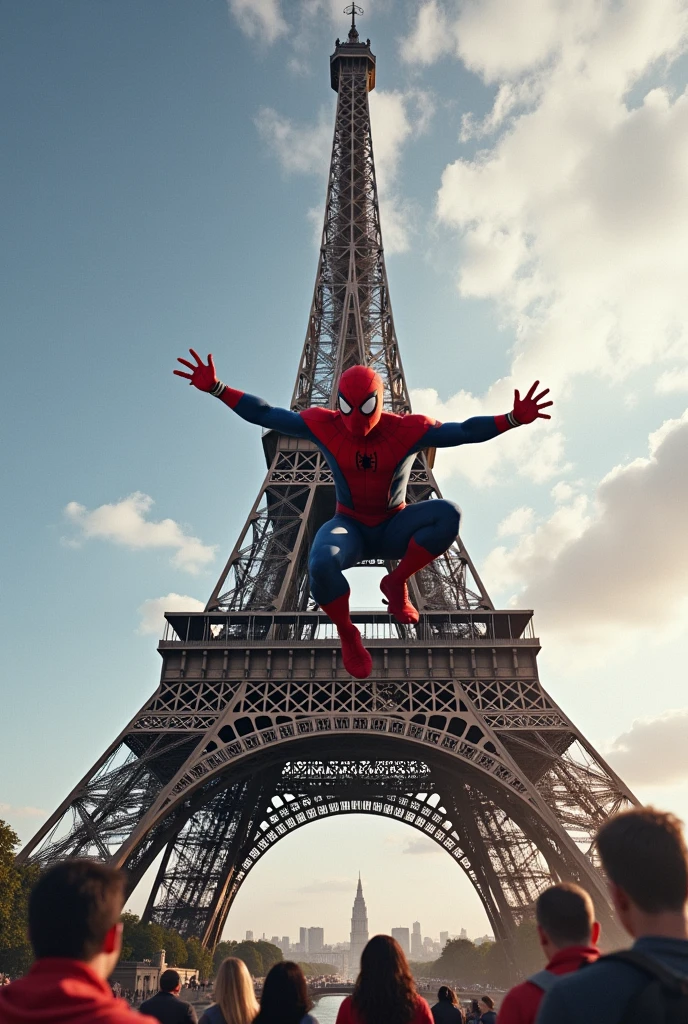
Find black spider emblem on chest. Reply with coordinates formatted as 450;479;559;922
356;451;378;471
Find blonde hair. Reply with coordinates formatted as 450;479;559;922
213;957;259;1024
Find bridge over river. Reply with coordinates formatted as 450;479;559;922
311;984;354;996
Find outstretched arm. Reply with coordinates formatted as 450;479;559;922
414;381;553;450
174;349;310;438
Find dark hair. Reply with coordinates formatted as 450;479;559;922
352;935;419;1024
480;995;494;1009
438;985;457;1004
596;808;688;913
254;962;311;1024
535;883;595;947
29;859;125;960
160;969;181;993
471;999;480;1013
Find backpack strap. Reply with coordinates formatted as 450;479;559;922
604;950;688;995
526;969;560;993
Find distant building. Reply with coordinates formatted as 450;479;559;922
110;950;200;998
411;922;422;960
270;936;280;947
246;930;253;941
308;927;324;953
459;928;468;940
300;927;308;952
349;875;369;978
440;931;448;949
392;928;410;956
281;936;290;953
474;934;495;946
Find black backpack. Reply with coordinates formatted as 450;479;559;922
606;950;688;1023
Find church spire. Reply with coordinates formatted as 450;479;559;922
349;874;369;980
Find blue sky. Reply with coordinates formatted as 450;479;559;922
2;0;688;944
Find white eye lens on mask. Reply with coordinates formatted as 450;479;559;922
360;394;377;416
338;394;353;415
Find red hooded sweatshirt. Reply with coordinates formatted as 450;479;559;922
0;959;158;1024
497;944;600;1024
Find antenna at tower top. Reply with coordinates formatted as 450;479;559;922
344;3;363;41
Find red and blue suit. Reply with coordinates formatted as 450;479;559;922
175;354;552;679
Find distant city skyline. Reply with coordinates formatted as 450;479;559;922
228;874;488;959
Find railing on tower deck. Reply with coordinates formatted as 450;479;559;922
160;610;537;645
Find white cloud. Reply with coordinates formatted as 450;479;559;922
411;383;567;486
137;593;206;636
298;877;354;893
483;410;688;643
656;367;688;393
0;803;45;818
255;105;333;177
256;88;435;254
64;493;216;574
406;0;688;401
605;710;688;787
497;506;535;537
400;0;455;65
550;480;576;504
226;0;287;45
404;836;442;855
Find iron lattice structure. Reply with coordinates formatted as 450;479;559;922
20;20;637;968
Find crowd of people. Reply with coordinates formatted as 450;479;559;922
1;807;688;1024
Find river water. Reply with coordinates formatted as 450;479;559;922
311;994;346;1023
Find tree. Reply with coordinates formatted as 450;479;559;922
255;940;282;974
186;937;213;980
162;927;188;968
434;938;480;985
296;962;338;978
121;913;163;961
0;821;39;978
120;913;188;968
213;940;237;975
475;940;509;988
231;941;264;977
0;823;21;949
511;919;542;978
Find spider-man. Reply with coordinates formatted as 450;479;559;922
175;351;552;679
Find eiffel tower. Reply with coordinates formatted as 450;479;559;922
20;10;637;966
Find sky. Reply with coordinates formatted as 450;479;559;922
2;0;688;946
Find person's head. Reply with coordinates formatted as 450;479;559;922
213;958;259;1024
470;999;480;1014
480;996;494;1011
336;365;384;436
28;859;126;980
596;807;688;938
535;882;599;960
437;985;457;1004
256;961;310;1024
160;969;181;995
352;934;418;1024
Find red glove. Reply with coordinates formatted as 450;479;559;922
512;381;553;425
174;349;218;392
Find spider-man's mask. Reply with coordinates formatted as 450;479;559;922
337;365;384;437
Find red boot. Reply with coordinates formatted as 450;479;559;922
321;592;373;679
380;575;419;624
380;538;439;624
